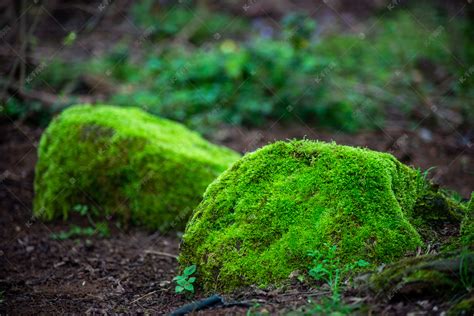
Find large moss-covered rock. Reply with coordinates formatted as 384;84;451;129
179;140;466;292
33;105;239;230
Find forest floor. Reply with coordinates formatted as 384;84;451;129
0;117;472;314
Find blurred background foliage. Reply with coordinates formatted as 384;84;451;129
1;0;473;136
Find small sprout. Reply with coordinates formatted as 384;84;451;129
173;264;197;294
95;221;110;238
63;32;77;46
73;204;89;216
307;244;370;303
50;225;94;240
50;205;110;240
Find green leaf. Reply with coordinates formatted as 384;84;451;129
175;286;184;293
184;283;194;293
173;275;184;281
63;32;77;46
95;222;110;238
188;277;196;283
177;279;188;286
183;264;196;276
72;204;88;216
356;259;370;267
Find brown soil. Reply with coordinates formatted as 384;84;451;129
0;117;472;314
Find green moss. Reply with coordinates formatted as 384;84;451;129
179;140;440;292
367;250;472;301
460;194;474;249
449;294;474;316
33;104;240;230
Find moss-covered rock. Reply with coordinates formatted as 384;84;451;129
179;140;467;292
33;104;239;230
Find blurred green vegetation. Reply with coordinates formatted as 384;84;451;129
132;0;250;43
5;2;473;135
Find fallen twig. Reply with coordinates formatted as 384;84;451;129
130;289;159;304
144;250;178;259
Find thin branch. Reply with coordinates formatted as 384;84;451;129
144;250;178;259
130;290;160;304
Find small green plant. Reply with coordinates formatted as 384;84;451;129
173;264;197;294
50;225;95;240
421;166;436;182
296;244;369;315
50;204;110;240
246;303;266;316
72;204;109;237
300;296;356;315
62;31;77;46
308;244;369;301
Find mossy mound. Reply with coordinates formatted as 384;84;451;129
179;140;467;292
33;105;239;230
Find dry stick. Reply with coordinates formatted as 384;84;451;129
144;249;178;259
130;290;160;304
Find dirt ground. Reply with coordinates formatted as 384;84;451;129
0;116;472;314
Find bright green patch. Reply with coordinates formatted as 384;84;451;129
34;105;239;230
179;140;466;292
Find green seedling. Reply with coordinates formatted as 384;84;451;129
50;204;110;240
308;244;369;301
173;264;197;294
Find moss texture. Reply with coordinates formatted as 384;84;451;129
366;250;472;301
33;104;239;230
460;194;474;248
179;140;445;292
448;294;474;316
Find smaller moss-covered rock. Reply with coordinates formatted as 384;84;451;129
33;105;239;230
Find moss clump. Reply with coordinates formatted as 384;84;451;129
179;140;441;292
33;104;239;230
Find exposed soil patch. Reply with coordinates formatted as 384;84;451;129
0;118;472;314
